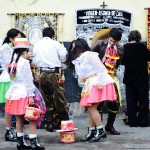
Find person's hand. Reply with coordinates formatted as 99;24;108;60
29;96;34;105
96;83;103;89
79;77;85;83
27;51;34;60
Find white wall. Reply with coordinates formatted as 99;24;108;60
0;0;149;41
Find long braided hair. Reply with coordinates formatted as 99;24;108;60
8;48;29;80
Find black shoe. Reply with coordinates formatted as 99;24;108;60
90;128;106;142
30;137;45;150
24;133;29;140
80;128;96;142
17;136;31;150
105;125;120;135
5;128;17;142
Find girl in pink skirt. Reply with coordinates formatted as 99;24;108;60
0;28;21;142
71;38;117;142
5;38;45;150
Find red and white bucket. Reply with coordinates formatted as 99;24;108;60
60;131;76;144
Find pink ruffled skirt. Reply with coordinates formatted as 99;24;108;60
80;83;116;107
5;97;29;115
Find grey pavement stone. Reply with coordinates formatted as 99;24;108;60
0;113;150;150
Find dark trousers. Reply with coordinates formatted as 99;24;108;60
126;81;149;126
98;100;120;114
98;81;120;114
39;72;68;114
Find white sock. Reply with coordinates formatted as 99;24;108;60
29;134;40;146
17;132;24;137
96;125;103;129
89;127;95;130
29;134;37;139
6;127;10;130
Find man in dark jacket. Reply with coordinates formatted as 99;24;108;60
122;30;150;127
91;28;124;135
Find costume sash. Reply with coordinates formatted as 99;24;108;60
103;47;119;76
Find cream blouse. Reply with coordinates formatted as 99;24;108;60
72;51;114;85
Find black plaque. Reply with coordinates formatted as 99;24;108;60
77;9;131;27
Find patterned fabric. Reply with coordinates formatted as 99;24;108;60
103;47;119;76
33;88;46;127
80;75;116;107
39;72;68;114
112;76;122;107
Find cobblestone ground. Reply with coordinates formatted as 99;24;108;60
0;112;150;150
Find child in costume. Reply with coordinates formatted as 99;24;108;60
5;38;45;150
0;28;21;142
71;38;117;142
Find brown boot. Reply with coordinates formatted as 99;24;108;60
105;112;120;135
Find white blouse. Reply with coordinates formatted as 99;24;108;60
32;37;67;68
5;57;36;100
0;43;12;82
72;51;114;85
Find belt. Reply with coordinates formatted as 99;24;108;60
40;67;61;74
84;73;97;80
